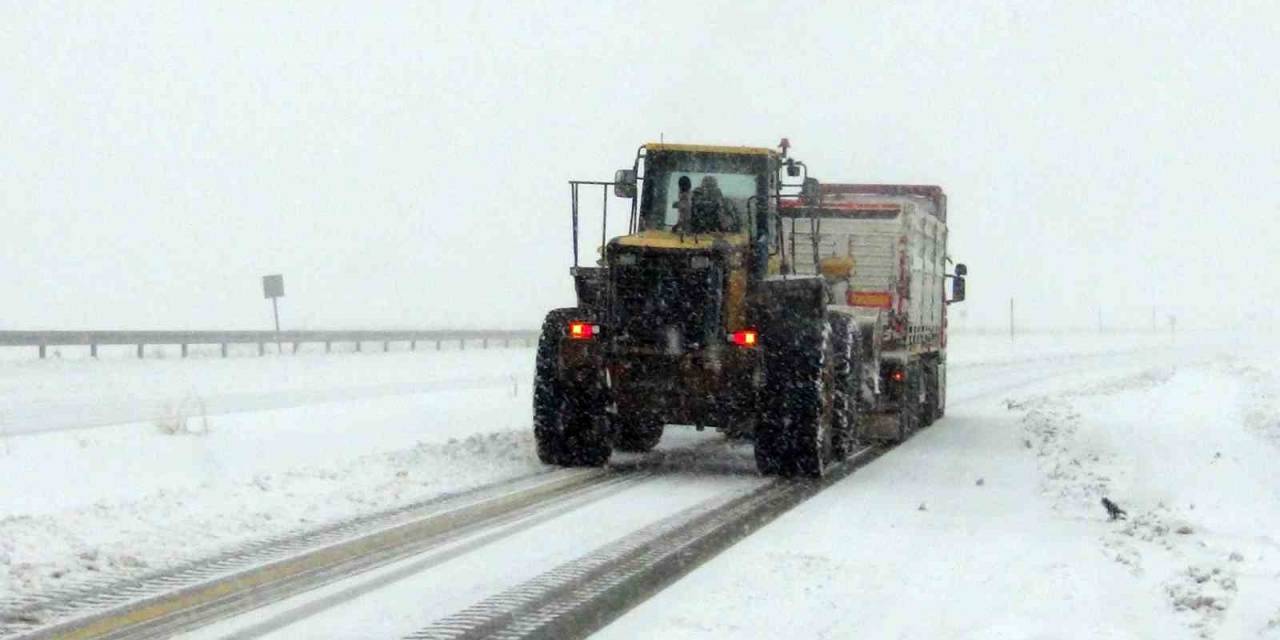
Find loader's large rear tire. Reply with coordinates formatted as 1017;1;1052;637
756;316;835;478
830;314;860;461
614;417;664;453
533;309;610;467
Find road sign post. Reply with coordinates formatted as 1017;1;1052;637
262;275;285;351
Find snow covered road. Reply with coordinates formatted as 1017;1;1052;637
6;332;1273;640
177;447;767;640
598;339;1280;640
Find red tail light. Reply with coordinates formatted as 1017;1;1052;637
568;321;596;340
890;370;906;382
730;329;758;347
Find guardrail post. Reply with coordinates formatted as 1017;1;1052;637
292;342;299;354
181;343;188;358
482;338;489;349
504;338;510;348
325;341;331;353
355;341;362;353
137;344;144;359
90;343;98;358
435;340;441;350
459;338;465;350
383;341;390;352
258;342;265;356
39;344;46;359
410;340;416;351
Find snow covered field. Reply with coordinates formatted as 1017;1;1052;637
3;330;1275;639
0;348;541;599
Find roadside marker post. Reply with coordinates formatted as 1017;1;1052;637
262;274;285;352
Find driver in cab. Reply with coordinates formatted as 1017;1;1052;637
672;175;739;233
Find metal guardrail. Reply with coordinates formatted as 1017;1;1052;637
0;330;538;359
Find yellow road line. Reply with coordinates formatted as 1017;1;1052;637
42;469;609;640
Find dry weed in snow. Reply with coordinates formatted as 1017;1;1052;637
1008;397;1110;509
153;394;211;436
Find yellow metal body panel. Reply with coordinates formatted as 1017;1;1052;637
818;256;855;279
767;254;783;275
644;142;777;157
612;230;751;331
613;229;749;250
726;266;747;329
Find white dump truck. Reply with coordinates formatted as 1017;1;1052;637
781;183;965;441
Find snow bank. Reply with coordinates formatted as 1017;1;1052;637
1014;358;1280;638
0;349;540;602
0;426;543;600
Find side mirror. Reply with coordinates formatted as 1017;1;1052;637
801;177;820;205
949;276;966;304
613;169;637;198
786;159;800;178
955;263;968;277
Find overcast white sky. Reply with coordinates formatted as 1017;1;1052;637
3;2;1277;331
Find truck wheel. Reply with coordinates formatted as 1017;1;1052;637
533;309;610;467
936;361;946;419
614;418;664;453
830;314;860;461
894;361;922;441
921;359;940;428
757;316;835;477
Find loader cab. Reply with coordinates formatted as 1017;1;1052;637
636;145;774;237
630;144;779;279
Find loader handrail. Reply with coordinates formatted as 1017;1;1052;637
569;180;622;268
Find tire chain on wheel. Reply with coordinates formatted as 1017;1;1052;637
533;308;610;467
829;314;860;461
613;417;664;453
757;316;835;477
